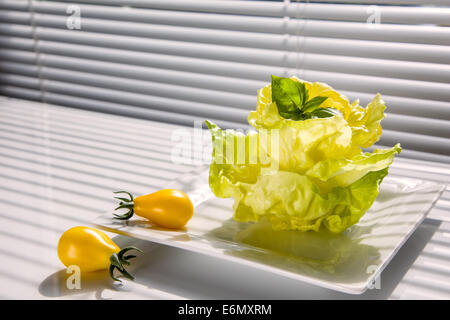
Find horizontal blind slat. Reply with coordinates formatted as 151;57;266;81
2;31;450;89
2;48;450;123
27;40;283;81
37;0;450;16
1;68;448;140
3;28;447;84
40;79;249;123
379;129;450;156
44;84;246;122
18;40;450;102
34;27;450;65
0;0;29;11
0;49;36;64
0;86;42;101
0;23;33;38
337;90;450;121
1;0;449;160
0;37;35;51
2;36;450;109
1;81;448;158
1;11;449;46
18;0;450;26
39;67;256;110
42;68;450;139
2;50;449;122
304;0;450;5
3;23;450;65
3;75;447;156
45;93;244;130
0;62;40;80
3;50;449;123
0;73;40;90
0;88;241;130
0;48;265;95
372;144;450;164
299;69;450;102
0;72;249;124
382;114;450;138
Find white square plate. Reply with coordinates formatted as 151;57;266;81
93;166;445;294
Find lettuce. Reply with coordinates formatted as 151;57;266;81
306;144;401;192
206;76;401;233
233;168;389;234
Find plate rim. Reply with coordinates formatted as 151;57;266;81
92;177;446;295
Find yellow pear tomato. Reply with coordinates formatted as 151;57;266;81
113;189;194;229
57;226;141;281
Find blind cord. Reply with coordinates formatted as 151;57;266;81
285;0;309;78
27;0;46;104
283;0;290;77
27;1;53;211
296;0;309;79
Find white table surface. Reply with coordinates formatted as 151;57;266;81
0;96;449;300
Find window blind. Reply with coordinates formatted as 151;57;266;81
0;0;449;161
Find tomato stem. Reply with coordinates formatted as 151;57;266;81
109;246;143;282
113;191;135;220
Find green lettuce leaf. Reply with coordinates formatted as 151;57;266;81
205;120;263;198
272;116;353;173
206;120;400;233
306;143;402;191
348;93;386;148
232;168;389;234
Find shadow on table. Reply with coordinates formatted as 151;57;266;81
38;218;441;299
39;269;114;299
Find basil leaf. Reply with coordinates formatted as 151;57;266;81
303;96;328;113
279;111;305;121
271;75;306;119
270;75;340;121
305;107;342;119
297;81;308;107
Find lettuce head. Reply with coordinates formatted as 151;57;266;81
206;76;401;233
